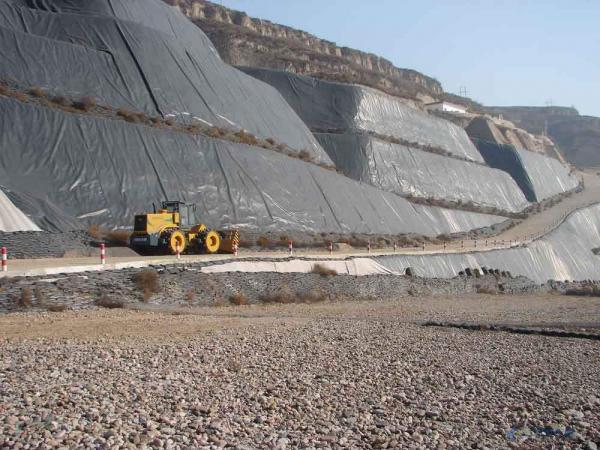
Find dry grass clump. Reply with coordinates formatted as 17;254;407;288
28;87;46;98
184;290;195;303
266;137;277;146
229;292;248;306
117;108;147;123
311;263;337;277
259;286;327;304
13;287;33;308
87;224;104;241
0;84;8;96
234;130;259;146
96;294;124;309
51;95;70;107
46;303;68;312
165;118;175;126
133;269;160;301
297;150;313;162
72;96;96;112
208;126;225;138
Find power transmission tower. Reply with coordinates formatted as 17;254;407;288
459;86;468;98
545;98;554;107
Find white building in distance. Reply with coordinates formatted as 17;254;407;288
425;101;467;114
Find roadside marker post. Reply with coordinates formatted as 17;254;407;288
100;243;106;265
176;242;181;260
474;239;477;248
288;240;293;256
233;243;238;257
367;241;371;254
393;242;397;252
1;247;7;272
328;241;333;255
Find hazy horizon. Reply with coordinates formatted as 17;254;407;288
217;0;600;117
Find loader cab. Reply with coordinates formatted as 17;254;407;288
161;201;197;228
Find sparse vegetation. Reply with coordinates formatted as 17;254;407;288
72;96;96;112
476;287;497;295
311;263;337;277
184;290;195;303
133;269;160;301
96;294;125;309
14;287;33;309
51;95;70;107
229;292;248;306
28;87;46;98
259;286;327;304
234;129;259;146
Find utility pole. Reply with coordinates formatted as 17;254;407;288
459;86;468;98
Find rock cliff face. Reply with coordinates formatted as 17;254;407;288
170;0;443;103
487;107;600;167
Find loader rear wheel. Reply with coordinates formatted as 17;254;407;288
202;230;221;254
166;230;187;255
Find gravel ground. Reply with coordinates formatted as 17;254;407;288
1;294;599;449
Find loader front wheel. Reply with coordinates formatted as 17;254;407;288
166;230;187;255
202;230;221;254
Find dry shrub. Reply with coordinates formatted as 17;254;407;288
208;126;224;138
266;137;277;146
165;118;175;126
105;230;130;246
46;304;68;313
72;96;96;112
437;233;452;242
28;87;46;97
87;224;104;241
14;288;32;308
186;124;201;133
133;269;160;301
34;285;46;304
229;292;248;306
311;263;337;277
234;130;258;146
9;91;28;102
297;289;327;303
0;85;8;95
184;291;195;303
259;285;294;304
298;150;313;162
51;95;70;107
150;117;162;125
96;294;124;309
117;108;139;123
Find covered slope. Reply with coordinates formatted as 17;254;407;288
468;119;580;203
0;0;330;164
316;133;529;213
0;97;504;235
377;203;600;284
241;68;483;162
0;188;41;232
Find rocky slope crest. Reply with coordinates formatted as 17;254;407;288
169;0;443;103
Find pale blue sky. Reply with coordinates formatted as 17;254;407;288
218;0;600;117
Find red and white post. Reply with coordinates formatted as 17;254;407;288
1;247;7;272
328;241;333;255
288;240;293;256
367;241;371;254
176;242;181;260
393;241;397;252
233;243;238;257
100;243;106;265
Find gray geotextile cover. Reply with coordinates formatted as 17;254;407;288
240;67;484;163
376;203;600;284
316;133;530;213
0;0;331;164
473;139;579;202
0;96;504;235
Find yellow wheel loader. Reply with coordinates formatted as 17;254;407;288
129;201;239;255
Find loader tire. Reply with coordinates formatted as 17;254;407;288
164;230;186;255
202;230;221;254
